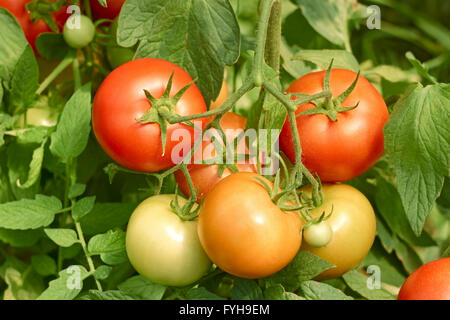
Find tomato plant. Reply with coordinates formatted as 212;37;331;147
300;184;376;280
17;106;59;127
397;258;450;300
0;0;69;52
92;58;209;172
126;194;211;286
63;14;95;49
105;19;134;69
174;112;255;201
280;69;389;182
198;172;302;279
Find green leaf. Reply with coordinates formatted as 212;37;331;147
342;270;396;300
93;265;113;281
44;228;79;247
9;46;39;111
263;284;305;300
362;65;420;83
88;229;128;265
405;51;438;84
68;183;86;199
118;275;167;300
186;287;225;300
231;278;263;300
384;84;450;235
293;0;361;50
0;195;62;230
81;290;137;300
37;265;89;300
263;251;335;292
36;33;74;60
293;49;359;71
300;280;353;300
17;127;50;145
393;240;423;274
31;254;57;276
376;217;397;254
2;267;44;300
117;0;240;105
375;176;436;247
72;196;96;221
0;8;28;82
17;138;47;189
50;83;92;163
79;202;137;236
0;228;42;247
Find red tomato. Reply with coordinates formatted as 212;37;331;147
174;112;255;201
92;58;208;172
0;0;69;52
89;0;125;20
398;257;450;300
279;69;389;182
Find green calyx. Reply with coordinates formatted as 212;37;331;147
295;60;361;122
170;187;200;222
136;72;194;155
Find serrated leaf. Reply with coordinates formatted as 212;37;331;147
186;287;225;300
81;290;137;300
118;275;167;300
17;138;47;189
384;84;450;235
300;280;353;300
72;196;96;221
9;46;38;111
342;270;396;300
88;229;127;265
293;49;359;71
117;0;240;105
31;254;57;276
0;195;62;230
44;228;79;247
264;284;305;300
50;83;92;162
231;278;263;300
37;265;88;300
263;251;335;292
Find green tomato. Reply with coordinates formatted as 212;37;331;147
63;15;95;48
303;221;333;248
106;19;134;69
126;194;212;286
17;107;59;127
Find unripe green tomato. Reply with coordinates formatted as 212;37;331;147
63;15;95;48
303;221;333;248
126;194;212;286
17;107;59;127
106;19;134;69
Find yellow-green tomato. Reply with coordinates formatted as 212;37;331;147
125;194;211;286
303;221;333;248
301;184;376;280
17;107;59;127
63;15;95;48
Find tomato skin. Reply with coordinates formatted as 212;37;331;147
198;172;302;279
89;0;125;20
126;194;211;286
92;58;208;172
174;112;255;201
301;183;376;280
397;258;450;300
0;0;69;53
17;107;59;127
209;80;228;110
63;15;95;48
280;69;389;182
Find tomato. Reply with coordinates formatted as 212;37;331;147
63;15;95;48
17;107;59;127
174;112;255;201
126;194;211;286
397;258;450;300
92;58;209;172
300;183;376;279
89;0;126;20
279;69;389;182
0;0;69;53
198;172;302;278
303;221;333;248
209;80;228;110
106;18;134;69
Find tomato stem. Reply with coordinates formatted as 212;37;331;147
36;56;73;95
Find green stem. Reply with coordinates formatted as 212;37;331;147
264;0;282;72
36;57;73;95
73;58;81;90
83;0;92;19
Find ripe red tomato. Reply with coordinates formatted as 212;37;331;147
198;172;302;278
279;69;389;182
397;257;450;300
0;0;69;52
89;0;125;20
92;58;208;172
174;112;255;201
